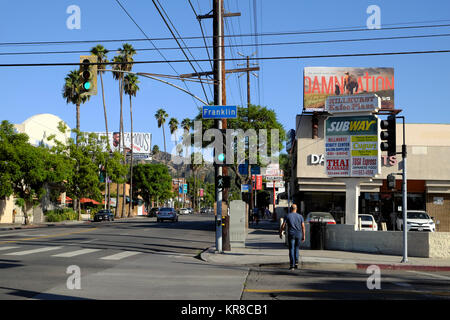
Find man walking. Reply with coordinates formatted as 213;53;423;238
279;204;305;270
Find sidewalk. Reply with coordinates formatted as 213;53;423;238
201;219;450;271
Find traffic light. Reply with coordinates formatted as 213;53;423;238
216;175;231;189
387;174;396;189
380;115;396;156
79;55;98;96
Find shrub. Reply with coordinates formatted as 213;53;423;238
45;208;78;222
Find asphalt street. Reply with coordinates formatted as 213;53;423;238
0;214;449;301
0;214;248;300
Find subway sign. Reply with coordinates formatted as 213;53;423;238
325;115;380;177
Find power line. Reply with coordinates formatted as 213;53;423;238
2;49;450;67
2;22;450;47
3;32;450;56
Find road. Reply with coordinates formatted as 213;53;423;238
0;214;248;300
0;214;449;301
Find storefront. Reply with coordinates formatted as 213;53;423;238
291;114;450;232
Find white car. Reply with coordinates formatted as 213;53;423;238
396;210;435;232
305;212;336;224
178;208;190;215
358;214;378;231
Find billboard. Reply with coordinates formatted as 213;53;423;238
95;132;152;157
304;67;394;112
325;115;380;177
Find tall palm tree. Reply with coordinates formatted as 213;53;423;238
90;45;110;149
168;117;179;154
91;45;110;209
155;108;168;154
112;43;137;218
62;69;90;219
123;74;140;217
181;118;192;162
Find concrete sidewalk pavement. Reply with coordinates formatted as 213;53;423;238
201;219;450;271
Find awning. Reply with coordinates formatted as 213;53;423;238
80;198;100;205
58;196;72;203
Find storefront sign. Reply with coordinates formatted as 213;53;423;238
325;115;380;177
325;93;380;113
309;154;396;166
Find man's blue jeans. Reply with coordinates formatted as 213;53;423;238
288;232;302;267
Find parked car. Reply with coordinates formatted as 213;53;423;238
305;212;336;224
187;208;194;214
396;210;435;232
201;207;214;215
358;214;378;231
179;208;190;215
94;209;115;222
157;207;178;222
148;207;159;217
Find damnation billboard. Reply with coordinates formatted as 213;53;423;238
303;67;394;112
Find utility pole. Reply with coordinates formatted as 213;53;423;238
213;0;223;253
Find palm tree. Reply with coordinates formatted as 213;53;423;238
181;118;191;162
91;45;111;210
62;69;90;219
168;117;179;154
155;108;168;154
112;43;137;218
90;45;110;148
123;74;140;217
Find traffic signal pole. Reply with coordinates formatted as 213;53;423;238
398;116;408;263
213;0;223;253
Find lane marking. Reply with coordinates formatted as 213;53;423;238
52;248;101;258
0;227;98;244
5;246;63;256
100;251;141;261
407;270;450;281
0;246;19;251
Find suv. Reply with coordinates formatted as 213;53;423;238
396;210;435;232
156;207;178;222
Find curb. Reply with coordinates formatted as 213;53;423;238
355;263;450;272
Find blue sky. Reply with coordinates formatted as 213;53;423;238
1;0;450;153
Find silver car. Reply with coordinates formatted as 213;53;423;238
305;212;336;224
156;207;178;222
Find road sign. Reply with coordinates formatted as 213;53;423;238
202;105;237;119
241;184;250;193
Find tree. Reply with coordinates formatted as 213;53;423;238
48;125;126;220
113;43;137;218
132;163;173;208
0;121;72;224
155;108;168;154
181;118;191;160
168;117;180;156
62;70;90;145
193;104;286;189
152;145;160;155
123;73;140;217
189;152;204;211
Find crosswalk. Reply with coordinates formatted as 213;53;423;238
0;245;142;261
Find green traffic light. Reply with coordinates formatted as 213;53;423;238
218;153;225;162
83;82;91;90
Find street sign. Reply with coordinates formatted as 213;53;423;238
183;184;188;194
241;184;250;193
202;105;237;119
265;175;283;181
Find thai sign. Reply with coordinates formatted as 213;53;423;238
325;115;380;177
304;67;394;112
